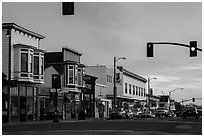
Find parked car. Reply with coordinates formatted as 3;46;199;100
132;110;142;118
140;111;155;118
109;108;123;119
155;107;169;117
197;109;202;116
183;106;199;119
126;110;134;119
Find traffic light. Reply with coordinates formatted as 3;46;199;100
147;42;154;57
52;74;61;89
2;73;7;87
116;73;121;83
62;2;74;15
190;41;197;57
192;97;195;102
54;92;58;106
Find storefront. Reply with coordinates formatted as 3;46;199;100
2;84;39;122
39;87;64;120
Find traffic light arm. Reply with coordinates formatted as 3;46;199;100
152;42;202;52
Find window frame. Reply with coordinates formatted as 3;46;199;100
68;65;74;85
21;52;29;72
125;83;128;93
129;84;131;94
133;85;135;95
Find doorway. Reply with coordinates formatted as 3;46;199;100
20;96;26;121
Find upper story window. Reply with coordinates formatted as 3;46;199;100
125;83;127;93
129;84;131;94
68;65;74;84
21;53;28;72
30;54;33;73
133;85;135;95
107;75;112;83
78;68;82;86
34;56;39;75
141;88;143;96
144;89;146;97
138;87;140;96
41;57;44;75
136;86;138;95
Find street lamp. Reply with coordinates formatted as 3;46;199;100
147;77;156;112
113;57;126;108
169;88;183;112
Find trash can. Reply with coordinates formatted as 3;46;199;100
78;111;86;120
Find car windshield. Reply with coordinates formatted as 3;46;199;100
157;108;165;110
186;107;195;110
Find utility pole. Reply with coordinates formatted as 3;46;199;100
6;29;11;122
113;57;126;108
147;77;156;112
113;57;117;108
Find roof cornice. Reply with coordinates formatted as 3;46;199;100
123;68;147;83
2;23;45;39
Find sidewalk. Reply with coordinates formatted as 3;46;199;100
2;117;98;126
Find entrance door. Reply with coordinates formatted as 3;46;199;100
20;97;26;121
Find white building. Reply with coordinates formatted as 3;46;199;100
85;65;147;110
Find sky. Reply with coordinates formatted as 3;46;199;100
2;2;202;105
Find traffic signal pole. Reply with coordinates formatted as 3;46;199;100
147;41;202;57
151;42;202;52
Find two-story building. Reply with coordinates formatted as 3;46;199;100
85;65;147;111
43;47;86;120
2;23;46;122
120;68;147;110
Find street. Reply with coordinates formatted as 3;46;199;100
2;117;202;135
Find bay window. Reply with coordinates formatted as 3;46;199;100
21;53;28;72
41;57;44;75
68;65;74;84
30;54;33;73
78;68;82;86
34;56;39;75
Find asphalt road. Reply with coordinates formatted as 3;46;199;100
2;117;202;135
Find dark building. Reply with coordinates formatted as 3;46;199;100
42;47;86;120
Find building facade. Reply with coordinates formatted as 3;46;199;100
43;47;86;119
120;68;147;110
2;23;46;122
85;65;147;111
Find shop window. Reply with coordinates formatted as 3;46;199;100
10;87;18;96
11;96;19;115
27;87;34;96
19;86;26;96
27;97;33;115
21;53;28;72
